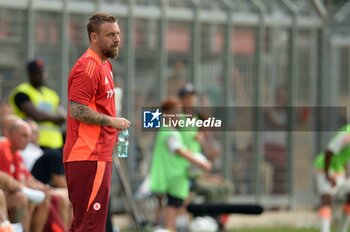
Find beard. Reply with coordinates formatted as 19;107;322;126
100;43;119;59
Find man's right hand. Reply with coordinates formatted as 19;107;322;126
109;117;131;130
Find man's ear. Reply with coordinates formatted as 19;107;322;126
90;32;98;43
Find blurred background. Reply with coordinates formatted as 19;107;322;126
0;0;349;222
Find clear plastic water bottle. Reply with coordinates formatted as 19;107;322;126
117;130;129;158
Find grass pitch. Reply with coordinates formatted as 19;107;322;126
234;228;318;232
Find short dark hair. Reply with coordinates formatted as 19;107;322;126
27;58;45;74
87;12;117;41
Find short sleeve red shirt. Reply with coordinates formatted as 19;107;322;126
63;48;117;163
0;139;31;182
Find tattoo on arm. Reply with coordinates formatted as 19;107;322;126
69;101;110;126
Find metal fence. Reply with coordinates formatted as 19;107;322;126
0;0;349;210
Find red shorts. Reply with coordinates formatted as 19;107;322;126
64;161;112;232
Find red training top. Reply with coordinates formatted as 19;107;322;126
0;138;31;182
63;48;117;163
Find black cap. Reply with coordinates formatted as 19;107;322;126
27;58;45;73
177;83;196;98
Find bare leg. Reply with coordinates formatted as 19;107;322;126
31;196;50;232
50;188;71;228
155;195;164;225
164;206;178;232
0;190;8;222
6;191;29;230
52;174;67;188
319;193;332;232
338;193;350;232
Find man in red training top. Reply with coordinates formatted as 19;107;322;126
63;12;130;232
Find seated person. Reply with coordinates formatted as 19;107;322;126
0;119;69;231
0;166;47;232
21;120;66;188
20;119;43;171
193;128;234;203
0;115;21;139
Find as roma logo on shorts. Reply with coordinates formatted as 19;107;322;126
93;202;101;211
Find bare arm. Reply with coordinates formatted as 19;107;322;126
166;135;211;171
26;175;48;191
324;149;335;186
0;171;22;192
69;100;130;129
175;148;212;172
69;100;110;125
19;101;66;125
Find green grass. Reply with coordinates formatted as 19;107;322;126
122;227;320;232
233;228;318;232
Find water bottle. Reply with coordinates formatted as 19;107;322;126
117;130;129;158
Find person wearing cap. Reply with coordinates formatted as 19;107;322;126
177;84;234;211
177;83;196;108
177;83;202;157
8;58;66;150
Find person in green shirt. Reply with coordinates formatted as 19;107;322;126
314;124;350;232
149;97;211;231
